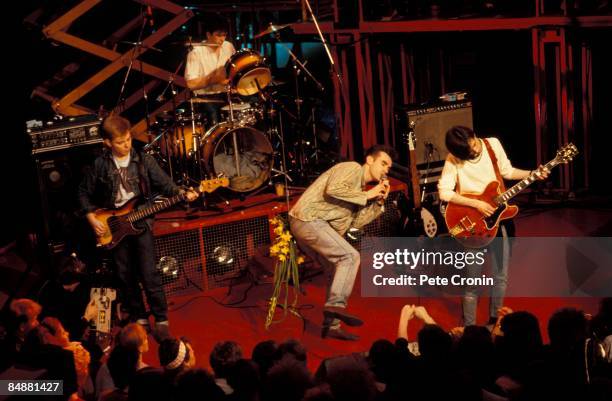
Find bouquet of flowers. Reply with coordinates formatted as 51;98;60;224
264;216;305;329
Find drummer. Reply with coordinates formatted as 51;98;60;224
185;15;235;126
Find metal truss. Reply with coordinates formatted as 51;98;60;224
41;0;194;141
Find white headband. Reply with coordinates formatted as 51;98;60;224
165;341;187;370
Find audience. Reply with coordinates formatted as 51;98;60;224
96;323;149;400
2;295;611;401
158;336;196;384
210;340;243;395
39;317;93;398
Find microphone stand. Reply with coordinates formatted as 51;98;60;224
302;0;345;94
115;9;149;113
271;32;324;92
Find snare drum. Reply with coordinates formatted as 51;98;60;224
225;49;272;96
220;102;262;126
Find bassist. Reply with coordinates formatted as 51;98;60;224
77;115;198;341
437;126;549;326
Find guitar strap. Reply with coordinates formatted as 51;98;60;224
483;138;506;191
455;138;506;193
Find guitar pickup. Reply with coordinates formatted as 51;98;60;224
459;216;476;234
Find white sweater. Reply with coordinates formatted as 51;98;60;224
437;137;516;202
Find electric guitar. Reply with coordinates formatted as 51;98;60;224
93;177;229;249
444;143;578;248
403;122;438;238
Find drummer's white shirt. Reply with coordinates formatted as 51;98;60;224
185;41;235;95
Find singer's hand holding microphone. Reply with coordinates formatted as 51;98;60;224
366;176;390;205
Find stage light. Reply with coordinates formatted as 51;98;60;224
157;256;180;280
212;246;235;265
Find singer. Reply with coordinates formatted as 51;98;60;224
289;145;396;340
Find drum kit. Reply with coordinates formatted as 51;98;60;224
143;23;323;198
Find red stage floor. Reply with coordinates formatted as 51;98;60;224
142;201;611;373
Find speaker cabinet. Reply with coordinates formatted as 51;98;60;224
396;100;473;204
398;100;473;166
34;144;103;255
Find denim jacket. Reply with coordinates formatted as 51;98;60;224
77;148;179;228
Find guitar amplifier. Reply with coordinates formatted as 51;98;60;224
27;114;103;155
395;99;473;204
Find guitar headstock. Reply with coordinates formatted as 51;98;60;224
556;143;579;163
405;120;416;151
199;177;230;193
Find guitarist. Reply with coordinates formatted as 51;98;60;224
77;115;198;341
437;126;549;326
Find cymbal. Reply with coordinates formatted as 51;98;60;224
269;80;287;87
254;23;293;39
119;41;163;52
169;40;220;47
190;97;226;104
188;42;220;47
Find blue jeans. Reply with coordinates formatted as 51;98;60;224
113;224;168;322
289;217;360;328
462;224;511;326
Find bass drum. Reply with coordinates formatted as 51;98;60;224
201;123;273;192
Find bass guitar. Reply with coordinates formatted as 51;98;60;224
93;177;229;249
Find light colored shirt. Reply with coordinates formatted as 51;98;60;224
289;162;384;236
437;137;516;202
113;155;135;208
184;41;235;95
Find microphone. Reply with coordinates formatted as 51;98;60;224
377;174;389;204
424;141;434;159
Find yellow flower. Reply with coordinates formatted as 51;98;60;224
279;246;289;255
274;226;284;235
296;256;305;265
278;254;286;262
280;232;292;242
270;244;280;256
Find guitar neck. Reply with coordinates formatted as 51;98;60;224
495;158;561;204
409;155;422;209
126;192;186;223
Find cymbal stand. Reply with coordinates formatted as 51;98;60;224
269;98;293;185
270;32;324;181
154;57;188;181
114;8;159;137
255;90;292;210
226;84;242;177
188;95;204;182
310;106;319;164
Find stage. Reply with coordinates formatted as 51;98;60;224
143;196;610;372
